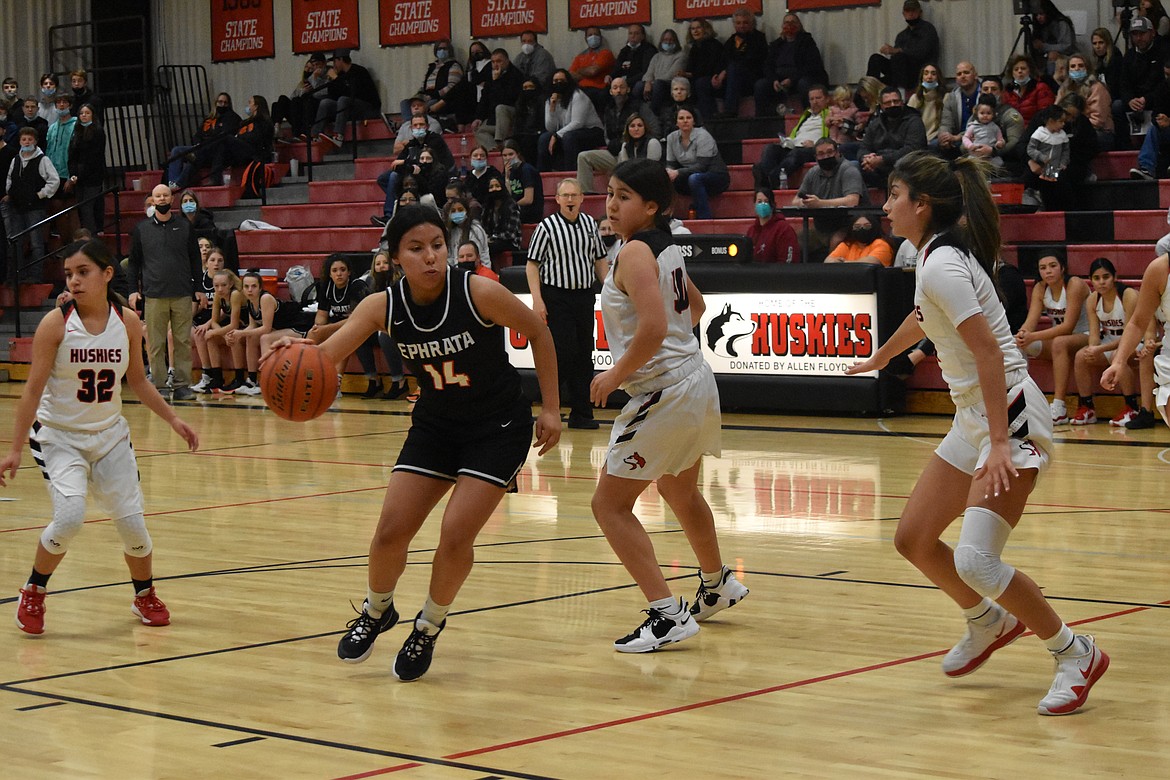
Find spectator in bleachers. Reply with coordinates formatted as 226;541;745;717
682;19;726;122
643;29;686;114
515;30;557;91
854;75;884;115
213;95;273;184
907;65;944;144
472;48;523;152
272;52;328;140
0;121;17;277
392;95;443;157
167;93;239;189
612;24;657;101
792;138;867;255
747;189;799;264
858;87;927;188
979;76;1027;163
576;77;659;194
178;190;219;241
44;92;77;190
464;143;503;206
3;126;59;284
538;70;605;172
1029;1;1078;75
1130;58;1170;178
1022;104;1070;209
1070;257;1141;425
15;98;47;150
443;195;490;269
512;77;546;165
757;13;828;118
1055;93;1101;201
1116;16;1169;140
314;49;382;147
828;85;861;145
398;40;462;124
67;103;105;236
1057;53;1115;149
2;78;18;106
935;61;981;158
68;69;102;122
1138;0;1170;37
865;1;940;93
961;96;1006;168
570;26;616;112
619;112;663;166
458;41;494;126
718;7;768;118
373;114;454;225
1050;55;1070;94
825;214;893;266
500;139;543;223
36;74;59;123
665;106;728;220
1004;55;1055;124
658;77;695;139
751;84;830;190
1090;28;1123;92
481;174;522;258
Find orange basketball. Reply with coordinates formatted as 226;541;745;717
259;343;339;422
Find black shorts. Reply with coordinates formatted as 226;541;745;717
393;397;534;489
192;309;212;327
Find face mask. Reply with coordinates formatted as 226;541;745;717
922;81;938;90
906;17;921;26
20;142;35;154
145;205;155;218
552;83;570;97
2;88;16;98
216;105;227;115
471;51;486;62
435;49;449;60
587;35;602;50
754;202;773;219
41;87;54;97
471;158;487;171
154;202;171;215
1068;69;1087;82
80;120;91;127
883;105;905;120
521;43;535;56
181;201;197;214
450;210;467;224
850;225;878;243
1014;76;1030;86
412;127;427;139
817;156;838;172
58;108;70;117
661;42;677;53
601;234;617;247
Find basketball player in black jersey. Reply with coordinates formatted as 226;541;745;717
262;205;561;681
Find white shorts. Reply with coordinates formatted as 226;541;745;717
31;417;144;519
936;376;1053;476
1155;353;1170;413
605;361;721;480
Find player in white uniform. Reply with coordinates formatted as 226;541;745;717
1;240;199;635
590;159;748;654
1070;258;1140;425
1013;253;1091;424
1103;254;1170;429
846;153;1108;715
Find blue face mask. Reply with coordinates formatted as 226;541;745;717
20;142;35;153
1014;76;1030;86
754;201;773;220
587;35;602;50
922;80;938;90
80;120;92;127
412;127;427;139
181;201;197;214
41;87;54;96
435;49;449;60
58;108;70;117
471;158;487;171
450;210;467;224
244;105;252;117
661;42;677;53
1068;69;1087;82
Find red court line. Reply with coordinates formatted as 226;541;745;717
334;600;1169;779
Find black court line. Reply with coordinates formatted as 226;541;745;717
213;736;266;748
15;701;67;711
817;570;847;577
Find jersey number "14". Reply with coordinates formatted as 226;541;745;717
422;360;471;390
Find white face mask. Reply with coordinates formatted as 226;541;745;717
521;43;535;56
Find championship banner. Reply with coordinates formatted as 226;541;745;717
788;0;880;10
293;0;359;54
673;0;761;21
470;0;548;38
211;0;275;62
570;0;651;30
505;292;878;378
380;0;451;47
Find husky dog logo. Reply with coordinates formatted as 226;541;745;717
623;452;646;470
705;304;756;358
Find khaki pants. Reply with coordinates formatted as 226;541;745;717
145;295;193;391
474;105;517;150
576;149;616;193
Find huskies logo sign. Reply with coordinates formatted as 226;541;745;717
705;304;757;358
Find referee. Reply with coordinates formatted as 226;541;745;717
526;177;607;429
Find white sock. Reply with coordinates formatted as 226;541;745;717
1043;624;1076;654
700;568;725;588
365;589;394;619
419;596;449;630
650;596;683;616
962;597;998;625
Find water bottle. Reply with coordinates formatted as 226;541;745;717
778;169;788;190
460;135;469;177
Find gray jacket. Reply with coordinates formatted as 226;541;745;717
128;213;201;299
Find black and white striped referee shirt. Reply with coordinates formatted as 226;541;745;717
526;211;605;291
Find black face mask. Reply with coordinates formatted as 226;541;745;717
601;234;618;247
552;84;571;97
850;224;879;243
817;156;839;172
883;106;905;120
154;202;171;215
216;105;227;115
906;17;921;26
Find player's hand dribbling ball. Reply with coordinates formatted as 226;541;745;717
260;343;338;421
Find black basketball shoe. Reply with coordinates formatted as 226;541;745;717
393;612;445;681
337;600;399;663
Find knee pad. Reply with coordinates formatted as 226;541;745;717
953;506;1016;598
113;513;152;558
40;491;86;555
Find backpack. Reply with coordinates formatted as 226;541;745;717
241;160;275;199
284;265;316;306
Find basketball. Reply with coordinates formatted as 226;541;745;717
259;343;338;422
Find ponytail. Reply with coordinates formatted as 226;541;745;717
951;157;1001;283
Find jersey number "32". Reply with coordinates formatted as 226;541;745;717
76;368;116;403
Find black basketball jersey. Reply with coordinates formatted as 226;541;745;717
322;278;369;323
387;267;522;422
245;292;301;331
199;271;215;297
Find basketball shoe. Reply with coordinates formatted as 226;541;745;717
689;566;749;621
393;612;444;681
941;604;1025;677
338;600;399;663
1037;635;1109;715
1070;406;1097;425
15;586;46;635
236;379;261;396
1109;406;1137;427
614;603;699;653
1050;398;1068;425
131;588;171;626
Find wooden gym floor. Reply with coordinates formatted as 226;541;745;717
1;387;1168;779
